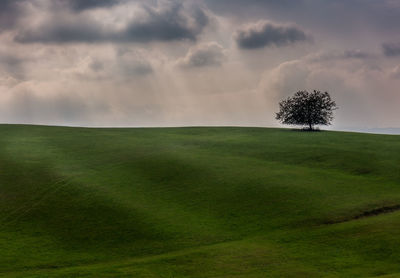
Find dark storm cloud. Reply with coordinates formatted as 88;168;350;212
382;43;400;57
235;21;310;50
15;2;209;44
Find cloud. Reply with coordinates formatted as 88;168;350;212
307;50;372;63
122;62;153;76
390;65;400;79
3;0;400;129
120;2;209;43
15;1;209;44
234;21;311;50
53;48;154;81
0;50;26;80
204;0;304;16
177;42;226;68
206;0;400;38
0;0;25;32
343;50;371;59
15;16;108;43
59;0;121;11
382;42;400;57
116;49;154;76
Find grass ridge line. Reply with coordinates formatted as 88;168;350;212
324;204;400;224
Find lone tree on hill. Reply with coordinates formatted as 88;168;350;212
276;90;337;131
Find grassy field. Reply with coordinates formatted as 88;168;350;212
1;125;400;277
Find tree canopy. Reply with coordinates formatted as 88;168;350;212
276;90;337;130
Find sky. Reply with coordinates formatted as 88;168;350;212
1;0;400;130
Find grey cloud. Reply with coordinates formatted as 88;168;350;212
15;2;209;44
121;61;153;76
308;50;372;62
207;0;400;42
59;0;121;11
178;42;226;68
115;48;154;76
131;64;153;75
89;60;105;72
204;0;304;15
120;3;208;42
15;17;107;43
0;51;25;80
0;0;25;32
382;43;400;57
343;50;370;59
235;21;310;50
390;65;400;79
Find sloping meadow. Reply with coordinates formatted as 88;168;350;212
1;125;400;277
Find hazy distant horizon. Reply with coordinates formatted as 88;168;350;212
1;121;399;135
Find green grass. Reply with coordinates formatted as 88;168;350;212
1;125;400;277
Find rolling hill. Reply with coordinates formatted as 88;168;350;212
1;125;400;277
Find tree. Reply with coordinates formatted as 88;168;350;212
276;90;337;131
